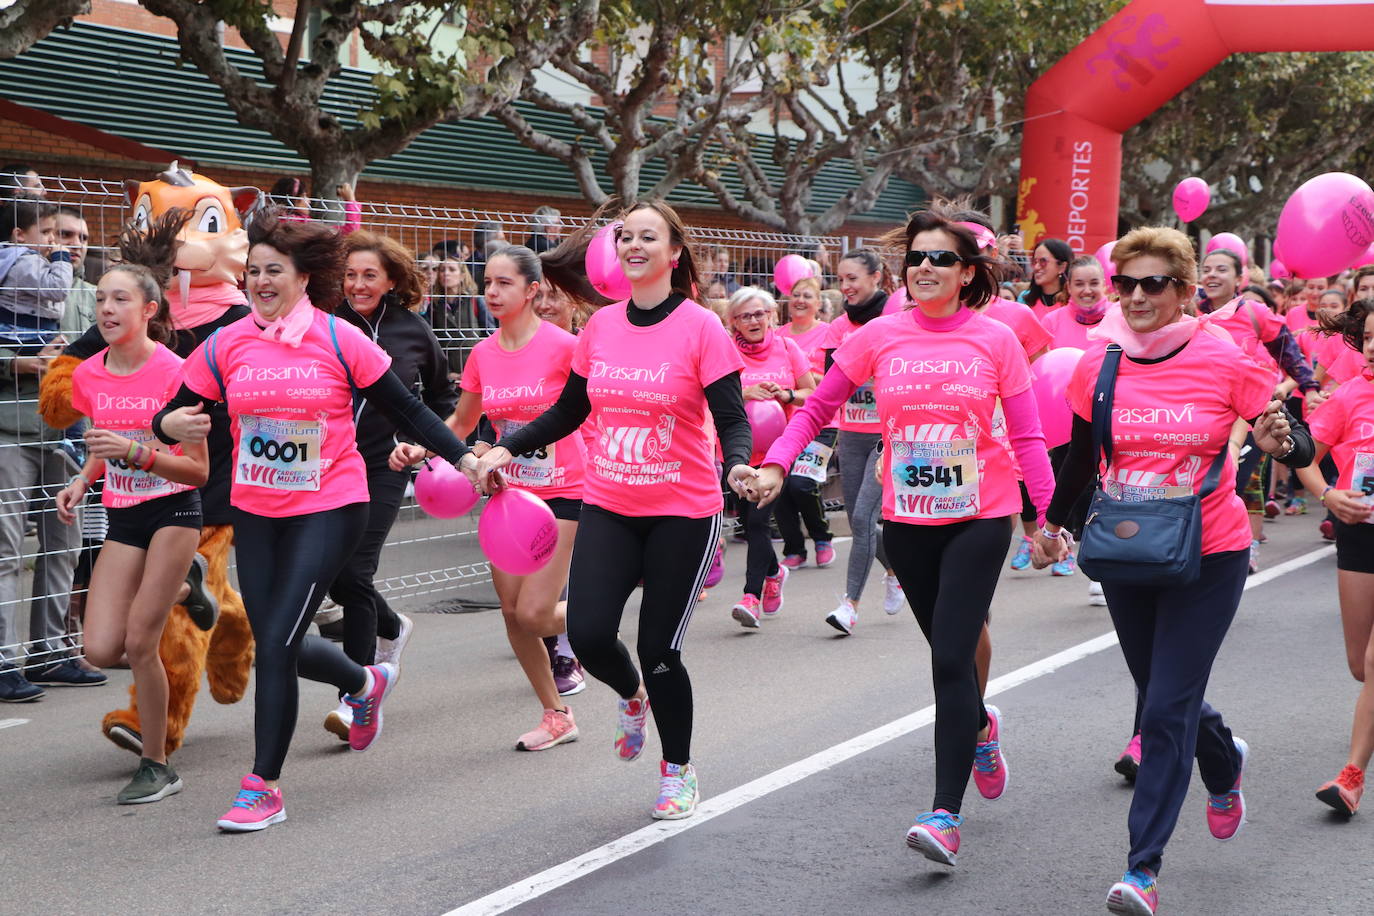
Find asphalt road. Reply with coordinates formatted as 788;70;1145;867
2;512;1368;916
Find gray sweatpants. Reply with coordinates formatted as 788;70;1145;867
836;431;888;602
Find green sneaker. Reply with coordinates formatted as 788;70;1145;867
117;758;184;805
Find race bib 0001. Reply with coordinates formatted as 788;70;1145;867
236;415;322;491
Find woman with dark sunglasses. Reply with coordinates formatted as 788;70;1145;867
750;201;1056;869
1033;227;1311;915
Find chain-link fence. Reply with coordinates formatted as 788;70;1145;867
1;171;848;667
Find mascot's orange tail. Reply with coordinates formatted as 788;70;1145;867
38;354;85;429
203;525;254;703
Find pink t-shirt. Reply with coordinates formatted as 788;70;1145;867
1068;331;1273;555
983;297;1052;359
1040;307;1102;352
1287;307;1319;354
824;313;882;433
1321;339;1367;386
572;300;744;518
739;334;812;418
781;320;831;374
1208;299;1283;380
182;309;392;518
832;309;1033;524
71;343;194;509
1308;374;1374;493
461;321;585;499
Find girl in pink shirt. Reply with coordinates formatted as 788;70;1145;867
396;245;588;753
473;202;755;821
153;215;471;832
1298;300;1374;817
775;275;837;571
752;203;1056;869
54;214;210;805
725;287;816;628
1034;226;1309;912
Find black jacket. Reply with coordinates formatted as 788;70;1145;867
337;298;458;470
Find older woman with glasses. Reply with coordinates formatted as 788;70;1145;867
1034;226;1313;915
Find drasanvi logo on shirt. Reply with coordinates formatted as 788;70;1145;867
598;415;675;463
1113;403;1196;425
485;378;545;402
588;360;671;384
233;361;326;382
96;392;165;413
886;355;988;377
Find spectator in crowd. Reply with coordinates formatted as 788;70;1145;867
56;207;96;330
819;288;842;321
266;175;361;233
470;220;505;292
704;245;740;295
416;255;440;319
1;164;45;200
0;202;103;701
428;254;488;378
525;205;563;254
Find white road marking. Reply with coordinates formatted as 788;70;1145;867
0;718;31;730
446;545;1335;916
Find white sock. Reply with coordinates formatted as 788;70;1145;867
355;668;374;698
555;632;573;659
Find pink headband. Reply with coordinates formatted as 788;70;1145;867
957;222;997;251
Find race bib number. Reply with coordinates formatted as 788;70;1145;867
889;437;979;520
498;419;558;487
236;415;322;491
103;428;176;502
1354;452;1374;524
791;438;834;484
843;380;879;425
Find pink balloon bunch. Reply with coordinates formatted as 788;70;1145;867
585;222;632;301
774;254;812;297
746;398;787;465
1206;233;1248;268
478;487;558;576
1269;259;1290;281
1030;348;1084;449
1275;172;1374;278
414;460;479;519
1172;177;1210;223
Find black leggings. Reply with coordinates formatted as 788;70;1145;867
775;428;836;558
234;504;370;781
327;465;407;669
883;515;1014;814
567;505;721;765
736;498;779;597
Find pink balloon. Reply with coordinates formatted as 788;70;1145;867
746;398;787;464
478;487;558;576
585;222;631;301
414;460;479;519
1172;177;1210;223
1269;258;1290;280
1357;242;1374;268
1206;232;1248;268
1093;240;1116;277
1275;172;1374;278
885;287;908;313
1030;347;1084;449
774;254;811;296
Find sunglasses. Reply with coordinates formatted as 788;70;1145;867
905;249;963;269
1111;274;1182;296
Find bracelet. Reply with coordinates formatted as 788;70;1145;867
69;473;90;489
785;389;795;403
1320;485;1335;503
126;440;139;465
1275;436;1295;459
139;446;157;472
1040;526;1070;541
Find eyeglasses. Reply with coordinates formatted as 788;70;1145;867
734;309;772;323
1111;274;1182;296
904;249;963;269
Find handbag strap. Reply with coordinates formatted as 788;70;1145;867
1090;342;1228;499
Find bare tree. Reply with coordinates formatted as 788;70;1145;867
0;0;90;60
138;0;600;199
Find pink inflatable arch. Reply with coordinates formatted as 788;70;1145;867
1016;0;1374;255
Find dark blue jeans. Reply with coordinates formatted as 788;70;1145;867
1103;549;1248;874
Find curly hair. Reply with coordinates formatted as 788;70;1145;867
107;207;191;345
247;208;345;311
343;229;426;312
1319;297;1374;354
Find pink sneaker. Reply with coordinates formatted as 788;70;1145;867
1115;733;1142;782
814;541;835;568
614;695;650;761
971;704;1008;800
1107;867;1158;915
216;774;286;832
761;564;788;617
516;707;579;751
703;544;724;589
905;809;961;866
780;554;806;570
1206;737;1248;841
731;594;762;628
345;663;397;752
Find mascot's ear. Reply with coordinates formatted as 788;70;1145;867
229;186;261;219
124;179;142;208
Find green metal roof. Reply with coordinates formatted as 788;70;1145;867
0;21;922;222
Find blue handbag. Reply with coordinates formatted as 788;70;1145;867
1076;344;1226;586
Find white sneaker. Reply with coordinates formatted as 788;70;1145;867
1088;580;1107;607
376;613;414;669
313;598;342;626
323;699;351;741
825;598;858;635
883;574;905;615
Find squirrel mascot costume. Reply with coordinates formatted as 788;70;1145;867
40;163;258;757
